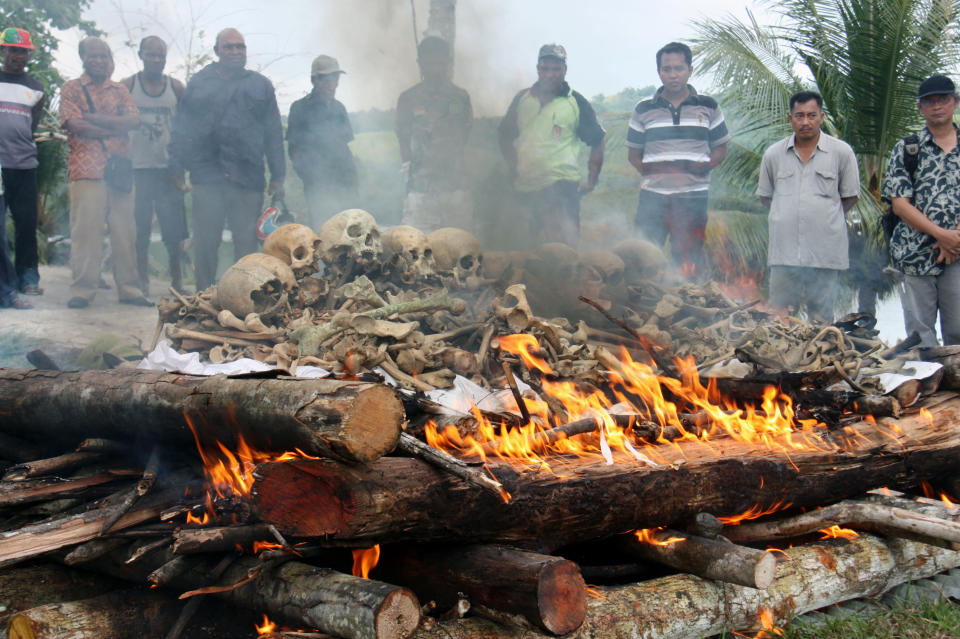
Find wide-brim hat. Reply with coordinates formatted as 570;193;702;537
1;28;35;50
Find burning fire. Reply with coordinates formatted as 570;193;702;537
754;608;783;637
352;545;381;579
718;501;791;526
921;481;958;508
818;525;859;540
184;413;321;523
255;614;276;634
426;335;839;473
253;540;284;554
633;527;685;546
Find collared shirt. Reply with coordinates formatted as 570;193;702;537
59;74;139;181
168;63;285;191
0;70;45;169
396;80;472;192
758;131;860;270
499;81;605;192
883;125;960;277
287;92;356;188
626;85;730;195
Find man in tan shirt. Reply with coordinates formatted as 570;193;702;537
757;90;860;321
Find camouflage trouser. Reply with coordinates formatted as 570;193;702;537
401;190;473;234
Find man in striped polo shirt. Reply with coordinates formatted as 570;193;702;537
627;42;730;277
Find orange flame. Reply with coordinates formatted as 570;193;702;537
185;511;209;526
495;334;553;374
426;335;840;473
633;527;685;546
253;540;284;554
718;502;791;526
942;493;957;509
255;614;276;634
585;585;608;600
818;525;859;540
754;608;783;637
352;545;381;579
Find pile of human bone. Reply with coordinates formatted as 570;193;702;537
159;208;947;417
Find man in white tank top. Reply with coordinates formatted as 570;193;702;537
123;36;187;294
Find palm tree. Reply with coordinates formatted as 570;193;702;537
693;0;960;312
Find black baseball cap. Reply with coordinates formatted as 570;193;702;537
918;75;956;99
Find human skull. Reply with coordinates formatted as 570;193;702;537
482;251;526;283
528;243;580;284
317;209;382;272
382;225;437;285
213;253;297;319
263;224;322;278
577;250;625;305
614;239;668;285
427;227;482;286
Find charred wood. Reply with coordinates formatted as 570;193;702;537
377;544;585;635
253;395;960;549
408;532;960;639
0;369;404;464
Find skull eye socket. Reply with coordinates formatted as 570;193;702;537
424;248;433;260
347;223;363;238
292;247;309;261
459;256;474;270
409;249;420;261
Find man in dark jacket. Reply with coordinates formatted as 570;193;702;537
169;28;285;290
286;55;356;228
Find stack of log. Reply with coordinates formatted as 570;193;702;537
2;365;960;638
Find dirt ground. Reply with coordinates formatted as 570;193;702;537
0;265;168;369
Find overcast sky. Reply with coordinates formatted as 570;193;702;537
53;0;770;115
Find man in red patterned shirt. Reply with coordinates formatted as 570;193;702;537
60;37;149;308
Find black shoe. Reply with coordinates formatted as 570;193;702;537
119;296;153;307
67;296;90;309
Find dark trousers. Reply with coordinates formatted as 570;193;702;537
191;180;262;290
518;180;581;248
1;168;40;289
0;194;17;306
134;169;188;292
635;189;709;276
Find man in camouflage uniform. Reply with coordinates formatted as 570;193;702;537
883;75;960;346
395;36;473;233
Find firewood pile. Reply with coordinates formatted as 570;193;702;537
4;211;960;638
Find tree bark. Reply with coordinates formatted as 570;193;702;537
77;549;420;639
377;544;585;635
0;369;404;464
252;393;960;549
0;563;123;629
171;524;274;554
408;533;960;639
0;473;127;507
0;486;178;564
6;590;182;639
615;530;777;589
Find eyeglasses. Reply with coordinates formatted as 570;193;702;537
920;94;956;106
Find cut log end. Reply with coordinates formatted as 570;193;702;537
375;588;421;639
342;384;405;463
753;551;777;590
253;460;352;536
537;560;587;635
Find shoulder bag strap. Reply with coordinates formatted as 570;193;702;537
80;83;110;154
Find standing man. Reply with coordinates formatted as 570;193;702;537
60;37;148;309
498;44;605;247
0;27;45;296
757;91;860;321
627;42;730;277
287;55;357;228
396;36;473;233
169;28;285;290
883;75;960;346
122;36;187;295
